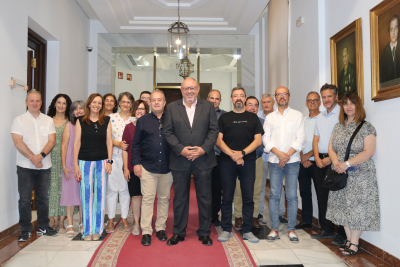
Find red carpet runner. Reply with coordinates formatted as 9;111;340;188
88;180;256;267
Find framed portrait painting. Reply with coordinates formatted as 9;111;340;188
330;18;364;104
371;0;400;101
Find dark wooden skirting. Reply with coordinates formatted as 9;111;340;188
0;223;21;243
296;209;400;267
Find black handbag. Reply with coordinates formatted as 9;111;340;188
323;120;365;191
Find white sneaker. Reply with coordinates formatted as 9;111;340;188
267;229;280;241
288;230;299;242
243;232;259;243
131;225;140;236
218;231;231;242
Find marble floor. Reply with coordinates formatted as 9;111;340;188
2;201;351;267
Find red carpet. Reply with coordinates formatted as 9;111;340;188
88;179;256;267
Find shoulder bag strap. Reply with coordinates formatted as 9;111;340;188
344;120;366;161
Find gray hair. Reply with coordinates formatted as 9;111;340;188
26;90;42;101
261;93;273;100
181;77;199;87
208;89;222;99
151;89;166;101
231;87;246;97
70;100;85;124
306;91;321;100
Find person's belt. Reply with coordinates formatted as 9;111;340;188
319;153;329;159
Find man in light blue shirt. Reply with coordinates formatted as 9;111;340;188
295;91;320;230
208;90;226;226
311;84;346;246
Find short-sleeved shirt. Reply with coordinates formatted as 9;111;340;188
303;115;318;161
314;103;340;153
214;108;226;156
109;113;135;155
78;116;110;161
218;111;264;161
11;111;56;169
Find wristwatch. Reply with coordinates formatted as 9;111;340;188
345;161;351;168
241;151;246;157
107;159;113;164
40;152;46;158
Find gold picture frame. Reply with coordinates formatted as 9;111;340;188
371;0;400;101
330;18;364;104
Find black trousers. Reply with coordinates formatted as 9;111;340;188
298;162;316;225
211;155;222;220
17;166;51;232
171;165;212;238
314;165;346;237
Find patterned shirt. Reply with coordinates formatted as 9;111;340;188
109;113;135;155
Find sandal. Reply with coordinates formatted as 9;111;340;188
342;243;360;256
58;223;67;234
122;219;131;232
105;221;114;233
79;224;83;235
66;225;75;238
339;239;350;251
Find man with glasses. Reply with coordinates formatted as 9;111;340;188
207;89;226;226
131;90;172;246
164;78;219;246
311;84;346;246
233;96;264;229
264;87;305;242
217;89;264;243
295;92;321;230
140;91;151;106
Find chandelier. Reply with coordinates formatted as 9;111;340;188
176;58;194;79
167;0;190;59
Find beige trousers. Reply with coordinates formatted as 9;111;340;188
234;157;264;218
140;166;173;235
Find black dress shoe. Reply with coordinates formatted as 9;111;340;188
211;218;221;226
310;230;336;239
141;234;151;246
199;235;213;246
167;234;185;245
156;230;168;241
332;234;346;246
295;221;312;229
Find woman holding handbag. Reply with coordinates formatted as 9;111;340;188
326;92;380;256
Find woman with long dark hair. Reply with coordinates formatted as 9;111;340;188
60;100;85;237
73;93;113;241
47;94;72;233
103;93;118;116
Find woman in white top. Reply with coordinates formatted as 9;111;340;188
105;92;136;232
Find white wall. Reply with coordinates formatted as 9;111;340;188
0;0;90;232
289;0;400;259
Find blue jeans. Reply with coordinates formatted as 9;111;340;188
220;160;255;233
269;162;300;231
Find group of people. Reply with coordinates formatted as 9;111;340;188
12;78;379;256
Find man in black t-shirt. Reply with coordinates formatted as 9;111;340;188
216;87;264;244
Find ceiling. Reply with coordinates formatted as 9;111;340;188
77;0;269;34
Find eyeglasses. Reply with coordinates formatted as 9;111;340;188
182;86;198;92
137;107;145;111
141;97;150;101
275;93;290;97
246;103;259;108
93;123;98;133
306;99;320;103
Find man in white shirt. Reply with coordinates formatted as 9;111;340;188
295;91;321;230
311;84;346;245
263;87;305;242
11;91;57;242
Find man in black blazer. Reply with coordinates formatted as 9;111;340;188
163;78;219;246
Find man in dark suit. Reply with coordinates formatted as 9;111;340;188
380;14;400;84
338;48;356;97
163;78;219;246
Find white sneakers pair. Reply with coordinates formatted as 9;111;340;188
267;229;299;242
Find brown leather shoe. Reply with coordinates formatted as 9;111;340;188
234;217;243;229
253;218;261;228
